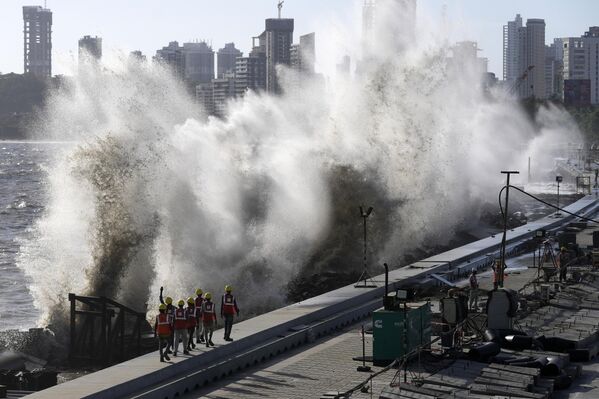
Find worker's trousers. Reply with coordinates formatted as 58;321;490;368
195;322;204;342
173;328;188;354
559;267;568;282
468;288;479;310
158;335;170;361
224;314;234;338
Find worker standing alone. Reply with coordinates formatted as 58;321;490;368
468;270;479;311
492;260;508;289
154;304;171;362
202;293;216;347
221;285;240;341
173;300;190;356
194;288;205;344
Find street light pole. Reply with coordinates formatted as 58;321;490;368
355;206;376;288
556;175;563;217
499;170;519;288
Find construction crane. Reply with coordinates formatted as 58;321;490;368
278;1;284;18
509;65;534;95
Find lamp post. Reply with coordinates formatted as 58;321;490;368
556;175;563;217
355;206;376;288
499;170;519;288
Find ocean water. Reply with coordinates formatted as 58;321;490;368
0;142;56;330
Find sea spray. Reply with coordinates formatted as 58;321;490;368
16;1;582;342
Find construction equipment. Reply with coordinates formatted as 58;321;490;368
509;65;534;95
372;302;431;366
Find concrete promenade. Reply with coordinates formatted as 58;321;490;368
184;254;542;399
27;195;599;399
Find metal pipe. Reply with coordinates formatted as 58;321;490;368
500;171;519;288
384;263;389;298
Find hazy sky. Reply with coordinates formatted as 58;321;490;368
1;0;599;77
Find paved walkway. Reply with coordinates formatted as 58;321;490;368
183;325;395;399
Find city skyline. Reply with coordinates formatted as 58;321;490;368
2;1;599;77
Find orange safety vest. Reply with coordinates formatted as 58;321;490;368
187;306;196;328
469;274;478;288
166;305;175;323
493;269;507;283
202;302;216;322
156;313;171;336
222;294;236;315
174;308;187;330
195;296;203;318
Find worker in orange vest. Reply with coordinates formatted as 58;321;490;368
154;304;172;362
173;299;190;356
492;260;508;289
221;285;240;341
186;297;197;351
201;292;216;347
159;287;175;355
194;288;205;344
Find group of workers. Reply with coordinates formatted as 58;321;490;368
467;247;571;311
154;285;240;362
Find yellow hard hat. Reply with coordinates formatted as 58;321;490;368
561;247;566;251
225;285;232;292
177;299;185;306
165;296;173;305
159;303;167;311
204;292;212;300
195;288;203;296
187;297;195;305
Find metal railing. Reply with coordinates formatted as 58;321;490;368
69;293;147;365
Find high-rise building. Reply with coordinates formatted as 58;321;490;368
196;82;214;115
562;37;587;81
546;28;599;105
336;55;351;75
524;19;546;99
129;50;146;62
265;18;294;93
583;27;599;104
545;42;562;99
212;74;236;116
234;55;266;96
217;43;242;78
182;41;214;83
503;14;522;84
155;41;185;78
561;36;589;106
195;73;236;117
451;41;488;75
362;0;376;49
234;31;267;97
362;0;416;56
78;35;102;63
23;6;52;78
506;16;546;99
291;33;315;74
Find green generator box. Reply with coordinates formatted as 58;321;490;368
372;302;431;366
